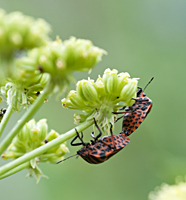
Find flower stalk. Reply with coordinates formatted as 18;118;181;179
0;105;14;138
0;162;30;180
0;79;54;155
0;119;93;177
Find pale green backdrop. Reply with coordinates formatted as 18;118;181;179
0;1;186;199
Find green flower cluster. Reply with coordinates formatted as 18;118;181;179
1;119;69;181
17;37;107;95
62;68;138;133
1;73;50;111
149;177;186;200
0;9;51;57
0;9;51;86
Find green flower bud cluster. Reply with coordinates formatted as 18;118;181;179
17;37;107;95
1;119;69;182
1;72;50;111
62;68;138;133
0;9;51;57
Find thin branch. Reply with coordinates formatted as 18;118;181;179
0;162;30;179
0;105;14;138
0;120;93;177
0;81;54;155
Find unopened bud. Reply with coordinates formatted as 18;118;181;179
105;69;119;94
36;119;48;141
117;72;130;93
67;90;85;108
120;79;138;101
46;129;59;141
55;144;69;157
76;79;98;102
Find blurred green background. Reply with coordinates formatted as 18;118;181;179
0;0;186;199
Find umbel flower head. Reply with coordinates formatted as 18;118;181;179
17;37;107;95
0;9;51;57
62;68;138;133
0;8;51;85
1;72;50;111
149;176;186;200
1;119;69;182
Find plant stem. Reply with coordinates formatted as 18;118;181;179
0;120;93;177
0;105;14;138
0;81;54;155
0;162;30;180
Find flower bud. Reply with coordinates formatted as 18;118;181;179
63;37;107;71
125;93;136;106
12;137;26;152
105;69;119;95
102;68;111;93
55;144;69;157
74;113;88;124
17;125;28;142
46;129;60;141
36;119;48;141
120;79;138;101
94;76;105;96
31;128;40;142
117;72;130;93
1;152;16;160
61;98;77;109
26;119;36;140
66;90;86;108
39;73;50;87
76;79;98;102
0;9;51;56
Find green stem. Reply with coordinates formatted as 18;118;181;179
0;105;14;138
0;81;54;155
0;162;30;180
0;120;93;177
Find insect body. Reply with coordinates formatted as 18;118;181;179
122;86;152;136
75;133;130;164
57;118;130;164
114;77;153;136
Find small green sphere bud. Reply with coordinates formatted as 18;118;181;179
76;79;98;102
120;79;138;101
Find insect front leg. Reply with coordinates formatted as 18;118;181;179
71;129;89;147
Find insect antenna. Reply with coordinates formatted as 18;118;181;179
56;154;78;164
143;77;154;91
